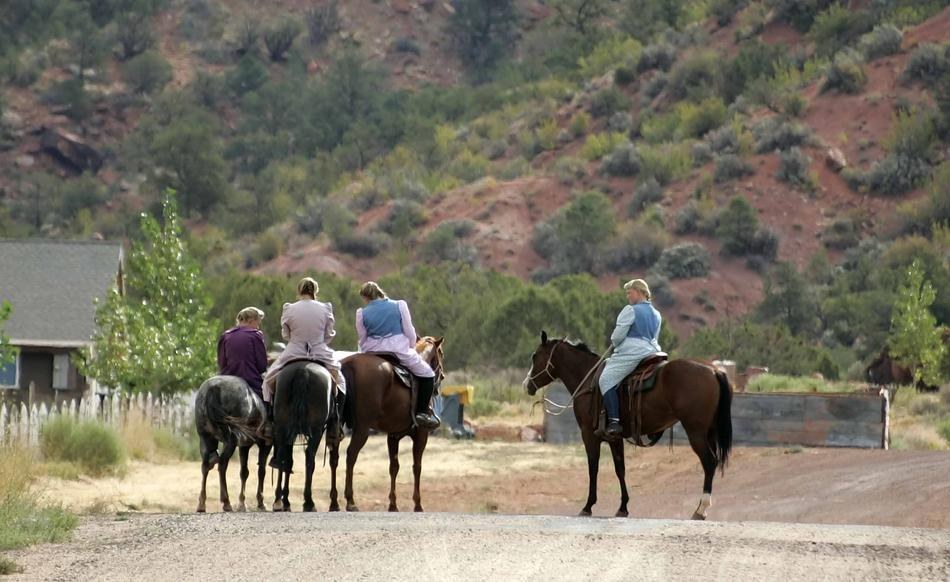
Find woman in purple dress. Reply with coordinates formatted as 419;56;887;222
356;281;440;429
217;306;268;403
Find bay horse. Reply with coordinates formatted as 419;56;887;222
865;347;939;393
523;331;732;520
194;375;273;513
329;336;445;512
271;360;332;512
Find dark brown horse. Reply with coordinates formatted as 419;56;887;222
523;331;732;520
865;347;939;393
329;337;445;512
271;360;332;512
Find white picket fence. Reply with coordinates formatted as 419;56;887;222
0;392;195;447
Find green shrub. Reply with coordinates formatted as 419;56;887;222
639;143;692;185
887;109;938;161
608;111;634;133
641;74;667;102
614;65;637;86
590;86;629;118
767;0;836;32
714;154;754;183
821;217;861;250
263;16;302;61
862;154;932;196
333;231;389;257
420;220;479;265
667;50;721;101
536;118;560;151
777;146;816;190
629;178;663;216
901;43;950;87
384;200;427;238
674;202;701;234
821;49;867;94
603;226;667;271
808;4;873;57
578;36;642;79
553;156;588;184
637;42;677;73
40;417;124;476
601;141;641;177
121;50;172;95
753;117;811;153
570;111;591;137
716;195;758;254
532;191;616;277
499;157;531;180
679;97;728;139
580;131;626;160
858;24;903;61
712;0;747;26
652;243;711;279
691;142;713;165
706;124;741;154
448;150;491;183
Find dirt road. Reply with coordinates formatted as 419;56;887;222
8;512;950;581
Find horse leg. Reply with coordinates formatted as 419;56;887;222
196;436;215;513
256;443;272;511
218;440;237;512
237;445;250;512
273;445;291;512
685;425;718;521
329;439;341;512
387;434;401;512
303;437;320;512
608;439;629;517
411;430;429;513
579;428;601;516
344;427;370;512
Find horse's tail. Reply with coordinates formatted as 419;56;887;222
203;382;261;444
284;365;314;443
713;370;734;472
341;364;356;430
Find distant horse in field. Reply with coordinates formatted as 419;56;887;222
270;360;332;512
330;336;445;513
195;375;272;513
865;347;939;393
523;331;732;520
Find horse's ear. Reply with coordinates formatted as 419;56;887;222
541;330;548;344
434;336;444;345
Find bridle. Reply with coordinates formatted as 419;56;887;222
526;340;612;416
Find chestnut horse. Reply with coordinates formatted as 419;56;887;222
523;331;732;520
329;337;445;512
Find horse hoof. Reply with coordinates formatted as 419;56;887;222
222;504;232;513
346;505;359;512
578;510;592;517
388;505;398;512
237;504;247;513
615;510;629;518
691;512;707;521
329;504;340;512
303;504;315;513
196;507;206;514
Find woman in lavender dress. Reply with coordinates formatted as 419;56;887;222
356;281;439;429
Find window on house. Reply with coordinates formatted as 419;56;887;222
52;353;70;390
0;356;18;389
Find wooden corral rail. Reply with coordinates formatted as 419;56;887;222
0;392;194;447
543;388;890;449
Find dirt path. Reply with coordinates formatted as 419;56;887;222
8;512;950;581
34;438;950;528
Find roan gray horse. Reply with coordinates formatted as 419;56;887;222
195;375;272;512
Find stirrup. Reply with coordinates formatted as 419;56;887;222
414;413;441;430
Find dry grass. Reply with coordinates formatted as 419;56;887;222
121;416;200;463
889;387;950;450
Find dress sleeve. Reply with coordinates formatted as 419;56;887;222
356;308;367;351
610;305;637;348
280;302;291;342
253;331;268;376
216;333;227;373
398;300;418;342
324;302;337;344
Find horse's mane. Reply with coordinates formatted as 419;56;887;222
556;337;599;357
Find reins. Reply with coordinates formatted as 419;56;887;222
532;342;613;416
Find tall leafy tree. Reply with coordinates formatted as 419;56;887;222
0;300;16;367
448;0;520;82
756;262;817;336
80;192;217;395
888;260;946;385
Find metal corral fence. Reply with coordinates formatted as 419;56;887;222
543;386;890;449
0;392;195;447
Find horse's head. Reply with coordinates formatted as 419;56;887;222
865;347;891;385
416;336;446;389
523;330;560;396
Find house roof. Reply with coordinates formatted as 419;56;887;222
0;239;123;347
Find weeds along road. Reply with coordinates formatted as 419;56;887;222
8;512;950;581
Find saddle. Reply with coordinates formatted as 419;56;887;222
595;353;669;445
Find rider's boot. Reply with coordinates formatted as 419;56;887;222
414;376;440;430
602;386;622;439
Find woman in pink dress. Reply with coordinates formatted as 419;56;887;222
356;281;439;429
